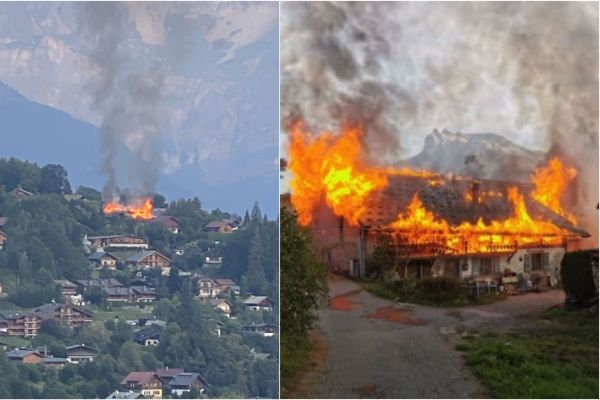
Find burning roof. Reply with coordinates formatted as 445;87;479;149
359;175;588;238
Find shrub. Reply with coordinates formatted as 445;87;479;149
416;276;464;303
560;250;598;308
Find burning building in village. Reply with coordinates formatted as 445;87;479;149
282;123;591;281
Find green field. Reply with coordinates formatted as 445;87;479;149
88;305;153;322
458;308;599;398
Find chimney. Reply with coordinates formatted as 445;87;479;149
471;181;480;204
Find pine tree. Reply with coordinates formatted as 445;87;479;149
250;202;262;223
243;210;250;226
245;227;267;294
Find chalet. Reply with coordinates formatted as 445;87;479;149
133;327;161;346
3;312;43;337
211;319;225;336
152;216;181;234
305;174;590;281
75;278;123;295
244;296;274;311
10;187;34;198
66;344;97;363
120;372;163;399
126;250;171;276
197;279;220;299
215;278;236;293
205;255;223;264
6;349;44;364
4;303;92;337
0;230;6;250
205;220;234;233
33;303;93;328
54;280;84;305
41;356;68;369
87;235;148;250
242;323;278;337
88;251;119;269
208;298;232;318
169;372;207;396
105;390;147;399
154;367;184;385
105;286;156;303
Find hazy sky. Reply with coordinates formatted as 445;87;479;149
0;2;279;216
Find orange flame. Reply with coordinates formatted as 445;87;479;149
103;198;154;220
391;187;567;254
531;157;577;223
287;122;581;255
288;123;434;225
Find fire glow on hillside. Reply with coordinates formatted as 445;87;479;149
103;198;154;220
288;122;580;254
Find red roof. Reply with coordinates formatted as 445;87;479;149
155;368;184;378
120;372;157;385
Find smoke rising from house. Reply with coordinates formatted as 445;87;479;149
75;3;167;202
281;2;598;243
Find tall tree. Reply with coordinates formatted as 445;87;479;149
245;227;267;294
39;164;71;194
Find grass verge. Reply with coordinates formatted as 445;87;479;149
281;331;326;398
458;308;599;398
360;280;508;307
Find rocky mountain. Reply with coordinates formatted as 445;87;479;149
401;129;546;182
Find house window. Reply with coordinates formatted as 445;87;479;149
471;258;499;276
526;252;549;272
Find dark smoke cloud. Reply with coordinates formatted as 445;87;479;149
75;3;167;201
281;1;598;242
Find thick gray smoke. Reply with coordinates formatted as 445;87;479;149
75;3;166;202
281;2;598;243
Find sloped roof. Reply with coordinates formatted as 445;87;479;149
105;390;147;399
126;250;171;263
244;296;272;306
155;368;184;379
33;303;92;319
6;349;43;359
88;251;118;261
359;175;589;237
169;372;206;388
66;344;97;354
206;220;226;228
53;279;77;288
120;371;158;385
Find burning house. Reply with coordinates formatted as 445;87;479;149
285;125;590;282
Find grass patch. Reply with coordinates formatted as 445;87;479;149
360;279;507;307
89;305;153;322
281;332;325;398
0;335;31;348
459;308;598;398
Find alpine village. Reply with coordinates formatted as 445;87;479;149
0;158;278;399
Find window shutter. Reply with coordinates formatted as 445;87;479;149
524;254;532;272
542;253;550;269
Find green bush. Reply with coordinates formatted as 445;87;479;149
560;250;598;308
380;276;466;304
416;276;464;303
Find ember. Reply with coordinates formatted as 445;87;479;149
103;198;154;220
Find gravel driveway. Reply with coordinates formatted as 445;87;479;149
308;274;565;398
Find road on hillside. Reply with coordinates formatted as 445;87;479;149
307;274;565;399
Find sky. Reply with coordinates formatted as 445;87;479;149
0;2;279;217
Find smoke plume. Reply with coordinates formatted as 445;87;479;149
75;3;167;202
281;2;598;243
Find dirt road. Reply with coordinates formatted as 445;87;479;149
308;275;565;398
